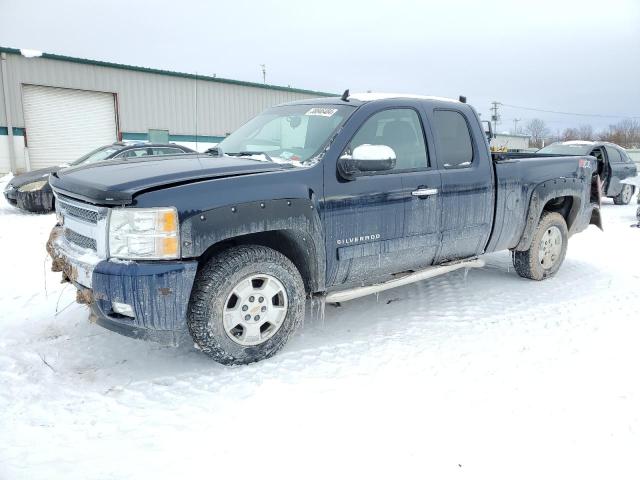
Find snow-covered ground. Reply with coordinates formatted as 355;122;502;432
1;173;639;480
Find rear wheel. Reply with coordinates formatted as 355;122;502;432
513;212;568;281
613;184;633;205
187;245;305;365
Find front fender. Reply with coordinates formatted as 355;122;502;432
180;198;326;291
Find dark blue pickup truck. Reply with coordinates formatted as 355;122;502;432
47;93;601;365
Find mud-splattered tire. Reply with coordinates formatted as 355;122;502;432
512;212;568;281
613;184;634;205
187;245;305;365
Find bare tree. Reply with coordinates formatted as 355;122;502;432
561;128;580;141
525;118;549;148
598;119;640;147
577;124;594;140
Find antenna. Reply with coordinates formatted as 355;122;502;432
260;64;266;84
458;95;467;103
341;89;350;102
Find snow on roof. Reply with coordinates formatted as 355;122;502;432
495;132;531;138
348;92;459;103
19;48;42;58
562;140;595;145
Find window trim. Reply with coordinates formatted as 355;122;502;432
432;108;475;170
340;106;431;177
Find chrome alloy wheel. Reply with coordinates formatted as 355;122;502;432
538;225;563;269
222;274;288;346
621;184;633;204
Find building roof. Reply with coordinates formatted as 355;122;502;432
495;132;531;138
0;46;336;97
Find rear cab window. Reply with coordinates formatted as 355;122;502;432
431;110;474;168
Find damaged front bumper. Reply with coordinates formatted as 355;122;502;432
47;226;198;345
4;184;54;212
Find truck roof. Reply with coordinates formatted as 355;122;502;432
279;92;462;107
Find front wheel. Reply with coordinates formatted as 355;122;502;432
513;212;568;281
187;245;305;365
613;184;634;205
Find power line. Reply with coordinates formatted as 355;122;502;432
500;103;640;119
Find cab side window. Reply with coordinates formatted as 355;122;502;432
432;110;473;168
347;108;428;171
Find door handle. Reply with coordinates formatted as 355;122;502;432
412;188;438;197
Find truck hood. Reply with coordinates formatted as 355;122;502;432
9;166;60;188
49;154;288;205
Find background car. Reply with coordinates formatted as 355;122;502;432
3;142;195;213
537;141;638;205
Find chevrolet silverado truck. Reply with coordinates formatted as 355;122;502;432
47;92;601;365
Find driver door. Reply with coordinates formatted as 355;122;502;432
323;106;441;286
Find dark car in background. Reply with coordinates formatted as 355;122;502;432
3;142;195;213
538;141;638;205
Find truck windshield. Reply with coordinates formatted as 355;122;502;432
218;104;353;166
537;144;592;155
69;145;121;166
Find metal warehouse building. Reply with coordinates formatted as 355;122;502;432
0;47;331;173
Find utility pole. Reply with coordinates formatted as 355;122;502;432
513;118;521;134
260;64;266;84
490;101;501;134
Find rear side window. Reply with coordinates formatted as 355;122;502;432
432;110;473;168
620;149;633;163
605;146;621;163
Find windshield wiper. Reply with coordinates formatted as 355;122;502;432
226;151;273;162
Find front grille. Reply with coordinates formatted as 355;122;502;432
58;200;98;224
64;228;97;251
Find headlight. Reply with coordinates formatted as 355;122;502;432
108;207;180;260
18;180;48;192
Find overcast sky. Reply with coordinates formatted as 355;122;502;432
2;0;639;133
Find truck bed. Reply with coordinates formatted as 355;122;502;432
486;154;597;254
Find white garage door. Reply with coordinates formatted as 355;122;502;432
22;85;117;170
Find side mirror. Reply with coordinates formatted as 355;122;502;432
205;146;223;157
338;144;396;178
482;120;493;142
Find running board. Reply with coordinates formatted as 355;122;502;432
324;257;485;303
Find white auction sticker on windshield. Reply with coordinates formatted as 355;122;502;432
305;107;338;117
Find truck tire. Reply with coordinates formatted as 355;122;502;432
512;211;568;281
187;245;305;365
613;184;634;205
